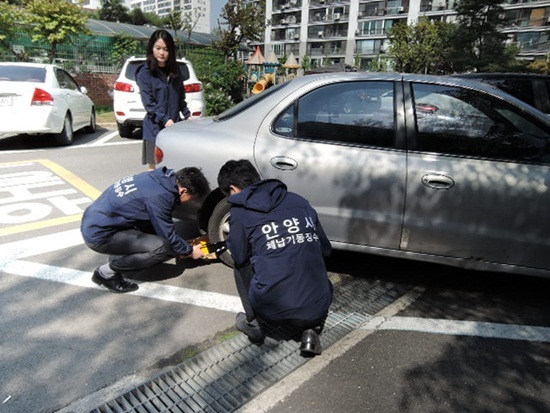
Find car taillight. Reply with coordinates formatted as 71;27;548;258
114;82;134;93
185;83;203;93
31;88;54;105
155;146;164;165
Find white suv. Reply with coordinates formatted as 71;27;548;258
113;56;205;138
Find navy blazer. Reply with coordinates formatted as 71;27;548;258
136;63;187;142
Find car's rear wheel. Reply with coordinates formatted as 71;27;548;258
84;108;96;133
55;114;74;146
117;122;134;138
207;198;233;267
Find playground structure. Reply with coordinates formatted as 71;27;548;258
246;47;303;95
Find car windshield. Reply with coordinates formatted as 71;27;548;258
0;66;46;82
215;82;290;121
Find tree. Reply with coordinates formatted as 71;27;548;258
388;21;456;74
0;1;29;59
164;9;185;55
181;8;203;44
215;0;265;60
110;33;143;68
25;0;90;63
129;7;146;26
98;0;130;23
450;0;515;72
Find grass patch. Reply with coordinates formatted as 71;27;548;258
96;106;115;124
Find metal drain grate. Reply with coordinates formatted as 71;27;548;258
90;276;413;413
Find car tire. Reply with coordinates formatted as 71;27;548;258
55;114;74;146
208;198;234;267
84;108;96;133
117;122;134;138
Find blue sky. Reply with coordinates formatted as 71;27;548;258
210;0;226;30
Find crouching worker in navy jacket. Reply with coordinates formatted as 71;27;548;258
217;159;333;357
81;167;210;293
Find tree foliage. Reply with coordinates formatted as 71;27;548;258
189;49;246;113
215;0;265;60
98;0;130;23
0;1;28;58
388;21;456;74
25;0;90;62
110;33;143;68
450;0;514;72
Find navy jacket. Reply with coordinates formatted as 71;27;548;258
81;167;192;256
136;63;187;143
227;179;333;322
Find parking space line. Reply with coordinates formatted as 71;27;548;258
361;316;550;343
2;259;242;312
2;228;83;259
1;228;243;313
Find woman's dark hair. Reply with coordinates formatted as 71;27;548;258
176;167;210;197
145;29;180;78
217;159;261;196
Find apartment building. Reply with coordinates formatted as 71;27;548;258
263;0;550;68
76;0;211;34
129;0;211;33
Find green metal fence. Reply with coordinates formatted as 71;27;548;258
0;32;218;74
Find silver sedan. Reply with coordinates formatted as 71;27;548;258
156;72;550;278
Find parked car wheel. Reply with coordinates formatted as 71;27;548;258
85;108;96;133
117;122;134;138
207;199;233;267
55;114;73;146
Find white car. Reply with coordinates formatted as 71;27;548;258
0;62;96;145
113;56;205;138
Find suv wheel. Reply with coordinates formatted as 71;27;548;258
117;122;134;138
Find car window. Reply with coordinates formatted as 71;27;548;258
273;81;395;148
55;69;79;91
216;82;290;121
0;65;46;82
124;61;190;82
413;83;550;163
485;78;535;108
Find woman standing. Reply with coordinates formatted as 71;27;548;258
136;30;190;170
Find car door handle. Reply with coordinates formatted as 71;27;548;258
270;156;297;171
421;173;455;190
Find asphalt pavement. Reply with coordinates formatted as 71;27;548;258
238;284;550;413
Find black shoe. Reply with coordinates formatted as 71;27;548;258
92;270;138;294
300;329;322;357
236;312;265;345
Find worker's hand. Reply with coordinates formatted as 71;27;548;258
182;243;206;260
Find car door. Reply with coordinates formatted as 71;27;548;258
254;80;407;249
55;68;89;128
402;81;550;271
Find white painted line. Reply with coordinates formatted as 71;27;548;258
1;228;243;312
1;228;83;260
88;131;121;146
361;316;550;343
3;259;243;313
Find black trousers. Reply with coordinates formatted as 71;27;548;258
86;229;171;276
234;264;328;333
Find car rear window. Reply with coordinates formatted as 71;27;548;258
484;78;535;107
0;66;46;82
124;61;190;82
216;82;291;121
